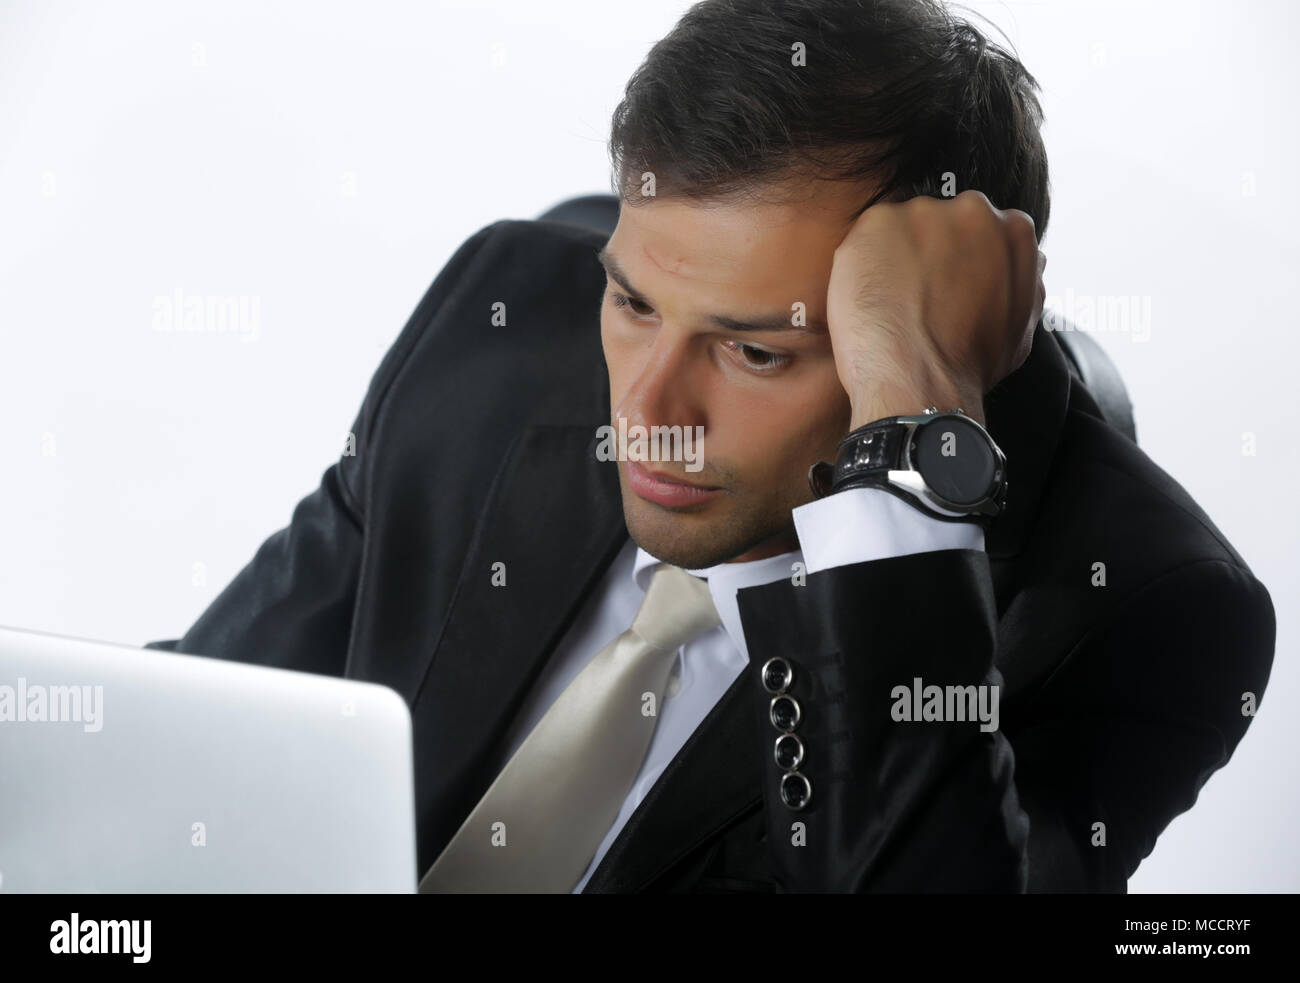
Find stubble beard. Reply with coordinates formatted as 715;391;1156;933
618;481;801;570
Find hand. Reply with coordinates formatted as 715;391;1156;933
826;189;1046;431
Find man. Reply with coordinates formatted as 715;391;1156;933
147;0;1275;892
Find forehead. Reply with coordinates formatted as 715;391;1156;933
604;180;874;296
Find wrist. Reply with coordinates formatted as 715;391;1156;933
848;378;984;430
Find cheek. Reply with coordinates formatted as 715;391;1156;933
740;381;850;475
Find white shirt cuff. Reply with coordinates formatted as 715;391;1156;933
792;486;986;575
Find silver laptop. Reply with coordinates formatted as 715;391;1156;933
0;625;416;893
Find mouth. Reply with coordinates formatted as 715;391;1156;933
624;460;725;508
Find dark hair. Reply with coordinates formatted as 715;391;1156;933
608;0;1051;241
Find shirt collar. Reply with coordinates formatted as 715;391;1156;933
632;543;803;666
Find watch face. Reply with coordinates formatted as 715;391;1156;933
911;415;1000;507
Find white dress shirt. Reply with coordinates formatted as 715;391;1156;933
491;486;985;892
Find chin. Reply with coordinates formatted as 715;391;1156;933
621;489;789;570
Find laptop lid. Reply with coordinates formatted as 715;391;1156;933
0;625;416;893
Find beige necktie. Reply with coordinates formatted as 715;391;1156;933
419;563;721;893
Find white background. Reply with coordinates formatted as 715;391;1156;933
1;0;1295;892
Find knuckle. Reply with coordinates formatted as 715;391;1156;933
1009;211;1038;244
1007;207;1036;232
955;188;992;211
951;190;1003;237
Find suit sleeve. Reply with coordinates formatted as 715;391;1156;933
142;221;508;675
735;545;1276;893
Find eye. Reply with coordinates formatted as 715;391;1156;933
608;290;655;318
722;340;792;374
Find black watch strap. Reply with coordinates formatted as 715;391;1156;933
810;460;991;524
830;421;909;487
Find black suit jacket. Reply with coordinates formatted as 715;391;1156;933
146;218;1276;892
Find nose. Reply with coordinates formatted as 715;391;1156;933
614;325;705;437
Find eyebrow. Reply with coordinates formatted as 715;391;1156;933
595;245;826;334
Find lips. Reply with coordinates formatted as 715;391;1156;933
638;465;717;489
625;460;724;508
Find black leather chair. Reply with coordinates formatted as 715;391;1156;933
539;194;1137;443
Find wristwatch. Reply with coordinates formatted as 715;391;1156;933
807;407;1008;523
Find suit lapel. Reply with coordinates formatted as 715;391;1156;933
406;419;765;891
407;424;628;872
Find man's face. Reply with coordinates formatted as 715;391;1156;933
599;178;873;569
